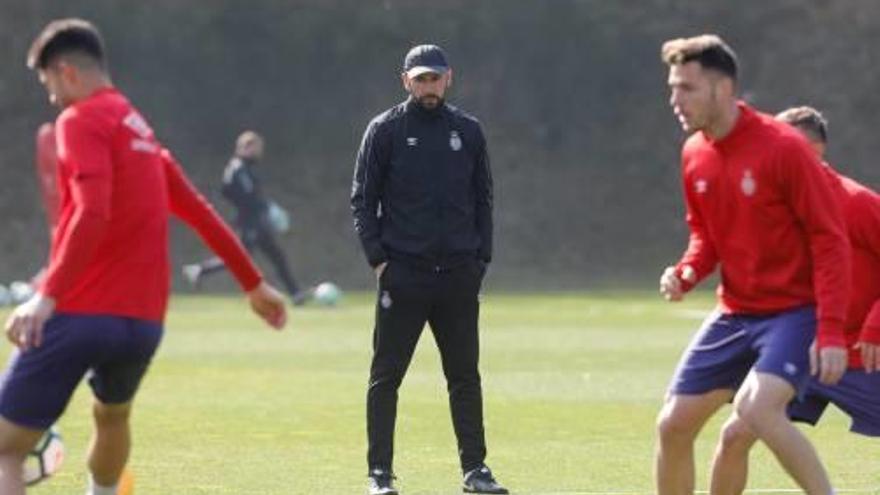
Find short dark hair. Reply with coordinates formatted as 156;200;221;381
776;106;828;143
27;18;106;70
661;34;738;81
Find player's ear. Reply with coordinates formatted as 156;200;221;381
718;75;735;100
401;72;411;92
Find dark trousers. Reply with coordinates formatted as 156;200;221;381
199;224;300;295
367;259;487;473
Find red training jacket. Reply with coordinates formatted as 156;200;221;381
42;87;262;322
824;167;880;368
675;102;850;349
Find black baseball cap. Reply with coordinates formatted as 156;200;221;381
403;44;449;78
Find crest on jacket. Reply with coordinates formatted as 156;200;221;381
741;169;756;197
449;130;462;151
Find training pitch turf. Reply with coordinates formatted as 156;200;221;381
6;291;880;494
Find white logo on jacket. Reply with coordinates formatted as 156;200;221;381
122;111;153;138
131;139;159;154
380;291;393;309
407;137;418;147
695;179;708;194
449;130;462;151
741;169;757;196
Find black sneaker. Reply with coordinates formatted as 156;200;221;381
368;469;398;495
291;291;310;306
462;465;508;494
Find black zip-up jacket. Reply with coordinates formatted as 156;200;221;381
351;98;493;270
222;157;269;230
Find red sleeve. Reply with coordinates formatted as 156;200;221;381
848;190;880;344
162;150;262;291
42;112;112;298
780;141;850;348
860;302;880;344
35;123;60;231
675;158;718;291
848;189;880;262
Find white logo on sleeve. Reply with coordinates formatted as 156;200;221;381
122;111;153;138
449;130;462;151
123;111;159;154
380;291;393;309
407;137;418;147
741;169;757;196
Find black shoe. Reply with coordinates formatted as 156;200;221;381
462;465;508;494
291;286;316;306
368;469;398;495
291;291;310;306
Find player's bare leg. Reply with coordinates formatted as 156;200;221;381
0;417;44;495
710;413;757;495
735;372;833;495
656;389;733;495
88;400;132;490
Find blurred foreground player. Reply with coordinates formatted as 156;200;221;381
655;35;850;495
0;18;287;495
710;106;880;495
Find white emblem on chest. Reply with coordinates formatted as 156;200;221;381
407;137;418;147
449;130;462;151
695;179;708;194
741;169;757;197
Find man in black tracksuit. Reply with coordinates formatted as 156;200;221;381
183;131;307;304
351;45;506;495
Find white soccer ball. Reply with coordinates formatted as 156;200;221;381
9;281;34;305
23;427;65;486
266;201;290;234
313;282;342;306
0;284;11;306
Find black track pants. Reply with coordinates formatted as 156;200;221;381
366;259;487;473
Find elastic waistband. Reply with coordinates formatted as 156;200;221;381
388;251;475;273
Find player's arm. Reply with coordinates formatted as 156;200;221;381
848;190;880;372
351;119;390;275
6;113;112;350
859;302;880;373
781;141;850;383
161;150;286;329
662;164;718;301
473;125;493;265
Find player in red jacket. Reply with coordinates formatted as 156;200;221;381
0;19;287;495
655;35;850;495
709;106;880;495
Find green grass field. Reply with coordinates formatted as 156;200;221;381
8;291;880;494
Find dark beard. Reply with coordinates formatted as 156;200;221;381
415;94;444;110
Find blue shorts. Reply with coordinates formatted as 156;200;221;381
0;313;163;430
669;306;815;397
788;370;880;436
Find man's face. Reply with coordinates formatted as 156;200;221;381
238;140;264;161
667;61;724;134
402;70;452;110
38;64;74;108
